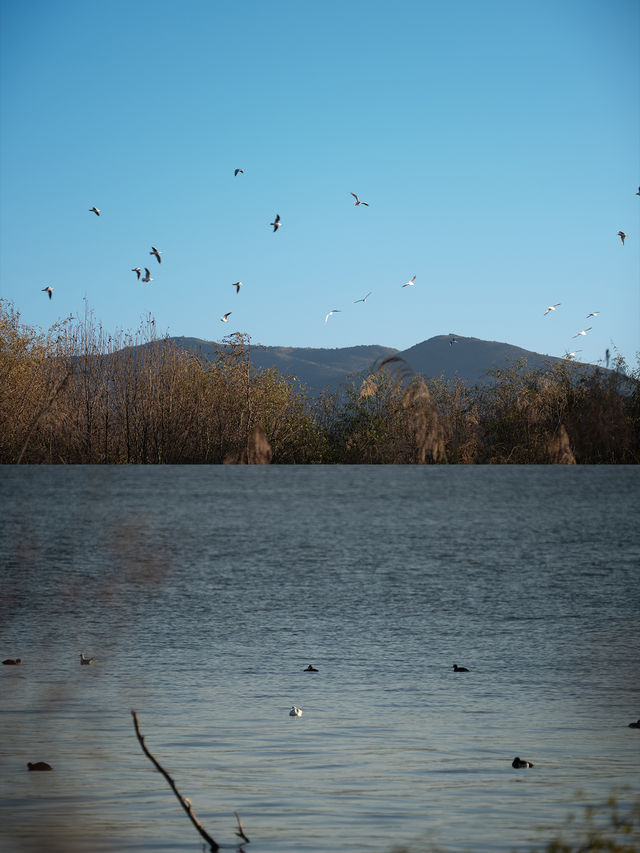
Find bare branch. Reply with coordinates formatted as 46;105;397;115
234;811;250;844
131;710;219;851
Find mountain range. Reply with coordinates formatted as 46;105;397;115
167;334;600;394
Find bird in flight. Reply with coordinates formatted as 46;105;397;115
636;187;640;196
89;207;100;216
234;168;244;176
564;350;582;360
350;192;369;206
41;286;53;300
543;303;561;315
131;267;141;280
572;327;592;338
150;246;162;263
325;309;341;324
141;268;153;283
353;292;372;303
402;275;416;287
221;312;232;323
270;213;282;232
617;231;628;245
449;336;458;346
585;311;599;319
232;282;243;293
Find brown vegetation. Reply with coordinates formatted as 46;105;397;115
1;300;638;464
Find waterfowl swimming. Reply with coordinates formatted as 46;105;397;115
628;720;640;729
289;705;302;717
28;762;53;771
2;658;21;665
512;757;534;768
80;654;94;665
304;664;318;672
453;664;469;672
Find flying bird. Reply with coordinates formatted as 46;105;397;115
585;311;599;319
289;706;302;717
232;282;242;293
636;187;640;196
402;275;417;287
617;231;628;245
221;312;232;323
80;654;94;665
141;268;153;283
353;292;372;303
350;192;369;206
89;207;100;216
41;286;53;300
564;350;582;360
270;213;282;232
324;309;341;324
572;327;592;338
131;267;141;280
150;246;162;263
543;303;561;315
449;337;458;346
234;168;244;176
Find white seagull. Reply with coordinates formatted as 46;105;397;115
150;246;162;263
564;350;582;360
350;192;369;206
585;311;599;319
131;267;141;280
232;282;242;294
402;275;416;287
572;327;592;338
617;231;628;245
89;207;100;216
80;654;94;665
325;309;341;324
289;706;302;717
41;286;53;300
234;168;244;176
221;312;232;323
141;268;153;283
270;213;282;232
353;292;372;303
543;303;561;315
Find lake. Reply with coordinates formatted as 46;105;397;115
1;465;639;852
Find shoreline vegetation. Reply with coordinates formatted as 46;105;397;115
1;300;638;465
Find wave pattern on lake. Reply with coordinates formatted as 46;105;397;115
1;466;639;853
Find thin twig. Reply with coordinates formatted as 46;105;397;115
234;811;250;843
131;710;219;852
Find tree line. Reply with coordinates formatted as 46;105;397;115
1;299;638;464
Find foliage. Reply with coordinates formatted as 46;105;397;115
1;300;638;464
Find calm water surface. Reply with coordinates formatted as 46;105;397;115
1;466;639;853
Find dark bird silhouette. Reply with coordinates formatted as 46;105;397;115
304;664;319;672
350;192;369;206
453;664;469;672
617;231;628;245
270;213;282;232
232;281;242;293
150;246;162;263
234;168;244;176
512;757;534;768
131;267;141;280
28;762;53;771
353;292;372;303
42;286;53;300
141;268;153;283
2;658;21;665
89;207;100;216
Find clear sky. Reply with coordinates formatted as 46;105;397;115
1;0;638;368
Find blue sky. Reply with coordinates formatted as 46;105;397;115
1;0;638;368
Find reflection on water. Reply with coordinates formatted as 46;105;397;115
1;466;639;852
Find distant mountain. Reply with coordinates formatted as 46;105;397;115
399;335;577;386
162;334;603;395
